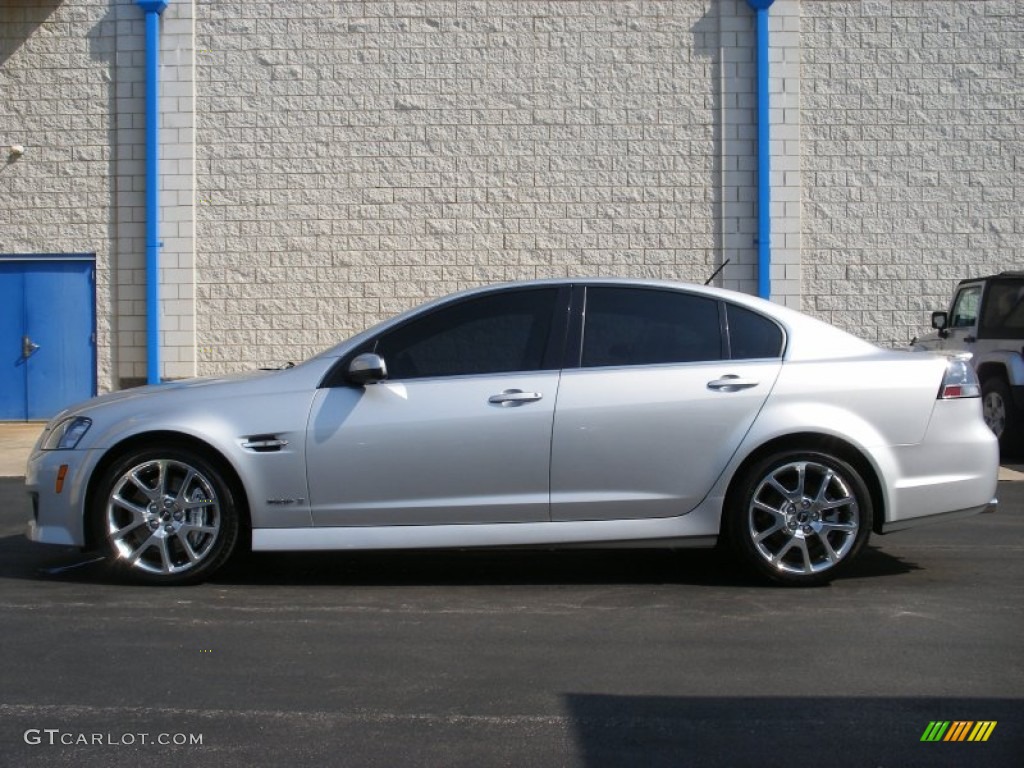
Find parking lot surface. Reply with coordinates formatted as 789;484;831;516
1;474;1022;767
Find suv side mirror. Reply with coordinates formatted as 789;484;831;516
347;353;388;385
931;311;948;332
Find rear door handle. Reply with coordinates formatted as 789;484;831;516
707;375;759;392
488;389;543;407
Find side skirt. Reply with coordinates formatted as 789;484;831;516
252;511;722;553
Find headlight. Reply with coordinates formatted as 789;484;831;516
42;417;92;450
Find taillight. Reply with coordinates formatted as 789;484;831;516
939;356;980;399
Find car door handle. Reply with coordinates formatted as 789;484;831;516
488;389;543;406
707;375;759;392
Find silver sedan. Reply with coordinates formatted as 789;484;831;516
26;279;998;586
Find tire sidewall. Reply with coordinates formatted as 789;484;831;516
93;446;240;586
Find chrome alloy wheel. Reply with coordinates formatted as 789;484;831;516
106;459;222;576
747;460;860;576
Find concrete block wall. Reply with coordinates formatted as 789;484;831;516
157;0;197;380
4;0;1021;388
801;0;1024;347
194;0;759;372
0;0;194;389
769;0;802;310
1;0;128;392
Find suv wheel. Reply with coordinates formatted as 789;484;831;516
982;376;1019;452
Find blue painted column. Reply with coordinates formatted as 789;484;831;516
747;0;774;300
138;0;168;384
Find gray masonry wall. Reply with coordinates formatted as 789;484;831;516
194;0;760;373
2;0;1022;388
1;0;194;389
1;0;130;392
801;0;1024;347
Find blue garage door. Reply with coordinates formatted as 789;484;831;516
0;256;97;420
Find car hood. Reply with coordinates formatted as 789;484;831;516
56;370;273;417
910;329;943;351
54;358;336;423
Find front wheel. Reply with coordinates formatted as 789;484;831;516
93;447;240;585
724;451;873;586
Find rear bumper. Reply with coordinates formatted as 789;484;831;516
881;398;999;528
880;498;996;534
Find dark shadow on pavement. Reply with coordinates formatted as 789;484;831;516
562;693;1023;768
1;532;918;588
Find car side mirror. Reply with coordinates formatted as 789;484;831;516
347;353;388;385
931;311;949;337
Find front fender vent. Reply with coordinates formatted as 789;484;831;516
241;435;289;452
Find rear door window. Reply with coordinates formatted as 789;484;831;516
580;288;723;367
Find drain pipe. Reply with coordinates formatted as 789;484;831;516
747;0;774;300
138;0;168;384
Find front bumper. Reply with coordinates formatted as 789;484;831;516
25;447;102;548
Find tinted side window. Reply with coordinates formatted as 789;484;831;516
979;281;1024;339
726;304;784;359
581;288;722;367
377;288;558;379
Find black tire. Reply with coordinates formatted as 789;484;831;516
92;447;240;585
724;451;873;586
981;376;1019;453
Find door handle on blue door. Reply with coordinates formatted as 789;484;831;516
22;336;40;358
707;375;759;392
488;389;543;406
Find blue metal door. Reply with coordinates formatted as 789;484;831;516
0;257;96;420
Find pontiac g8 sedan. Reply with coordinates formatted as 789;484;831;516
27;280;998;586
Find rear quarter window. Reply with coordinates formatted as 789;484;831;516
726;304;784;359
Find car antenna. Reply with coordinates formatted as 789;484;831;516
704;258;731;286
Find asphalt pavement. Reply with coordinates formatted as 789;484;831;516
0;459;1022;767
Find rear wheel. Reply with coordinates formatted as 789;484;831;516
725;451;872;586
93;447;240;585
981;376;1019;452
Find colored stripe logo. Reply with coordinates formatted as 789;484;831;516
921;721;997;742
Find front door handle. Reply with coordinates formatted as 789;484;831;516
22;335;40;358
488;389;543;407
707;375;759;392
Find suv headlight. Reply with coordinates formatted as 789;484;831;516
42;417;92;450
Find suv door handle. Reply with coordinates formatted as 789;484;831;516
707;375;759;392
488;389;543;406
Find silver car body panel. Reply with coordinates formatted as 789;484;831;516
26;278;999;553
550;359;782;520
306;372;560;525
